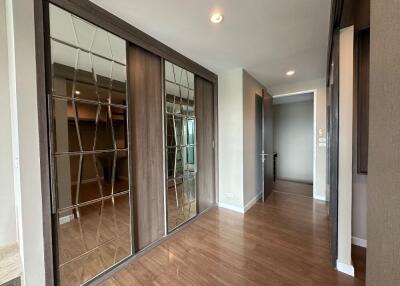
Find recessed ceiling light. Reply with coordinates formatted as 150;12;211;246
75;90;81;95
286;70;295;76
210;13;223;24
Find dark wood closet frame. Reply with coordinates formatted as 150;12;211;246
33;0;219;285
326;0;370;268
326;0;346;269
353;0;370;174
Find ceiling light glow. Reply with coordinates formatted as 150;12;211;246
210;13;223;24
75;90;81;95
286;70;295;76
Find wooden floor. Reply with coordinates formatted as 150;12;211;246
101;191;365;286
274;179;313;197
352;245;366;283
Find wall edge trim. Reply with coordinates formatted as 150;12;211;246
244;192;262;213
336;260;355;277
352;236;367;248
218;202;244;214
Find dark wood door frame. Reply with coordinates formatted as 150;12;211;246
33;0;219;285
328;28;340;268
33;0;55;284
261;89;274;201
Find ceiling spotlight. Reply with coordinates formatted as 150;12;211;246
75;90;81;95
210;13;223;24
286;70;295;76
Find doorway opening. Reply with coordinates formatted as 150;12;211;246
257;90;318;199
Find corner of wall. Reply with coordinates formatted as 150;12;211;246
0;0;17;248
6;0;46;284
337;25;354;267
241;70;267;207
217;69;244;210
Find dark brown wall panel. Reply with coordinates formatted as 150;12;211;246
356;28;370;174
195;77;215;213
328;29;340;267
354;0;370;174
128;44;164;250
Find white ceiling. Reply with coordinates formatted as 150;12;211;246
90;0;331;89
273;92;314;105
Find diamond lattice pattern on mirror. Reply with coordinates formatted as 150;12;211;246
165;61;197;232
49;4;132;285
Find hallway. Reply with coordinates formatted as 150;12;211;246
101;192;364;286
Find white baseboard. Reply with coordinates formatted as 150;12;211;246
219;192;262;214
59;214;74;225
218;202;244;213
244;192;262;213
336;260;355;277
352;236;367;248
313;194;327;201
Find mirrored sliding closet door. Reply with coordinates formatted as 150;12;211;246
48;4;132;285
165;61;197;231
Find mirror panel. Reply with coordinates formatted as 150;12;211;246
165;61;197;231
49;4;132;285
52;99;128;153
57;195;131;286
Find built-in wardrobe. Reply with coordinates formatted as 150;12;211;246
37;1;218;285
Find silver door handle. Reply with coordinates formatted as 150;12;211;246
260;153;273;156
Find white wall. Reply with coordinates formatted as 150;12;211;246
6;0;46;284
218;69;268;211
337;26;354;273
352;82;368;244
242;70;266;206
218;69;244;209
0;0;16;247
273;100;314;183
269;78;327;201
352;173;367;243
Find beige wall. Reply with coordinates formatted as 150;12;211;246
242;70;266;206
337;26;354;271
6;0;46;284
0;0;16;247
367;0;400;284
352;174;367;242
273;100;314;183
352;81;367;243
218;69;244;209
218;69;268;211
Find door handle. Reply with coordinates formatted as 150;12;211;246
260;153;272;162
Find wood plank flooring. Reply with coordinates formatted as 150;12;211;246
274;179;313;197
352;245;366;283
101;191;365;286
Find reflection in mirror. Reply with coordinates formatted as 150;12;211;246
49;4;131;285
165;61;197;231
